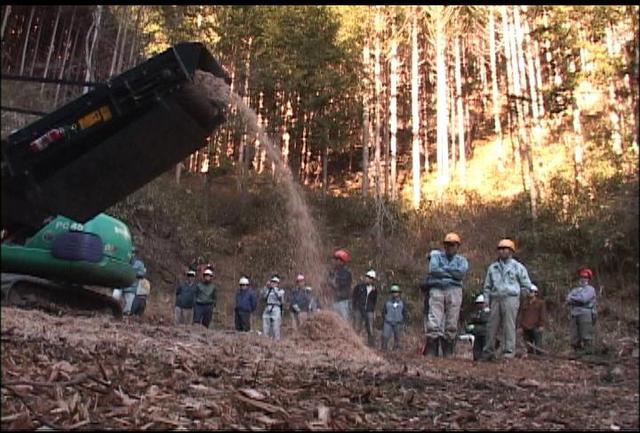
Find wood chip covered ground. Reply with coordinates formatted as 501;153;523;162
1;308;638;430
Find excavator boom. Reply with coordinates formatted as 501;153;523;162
1;42;230;316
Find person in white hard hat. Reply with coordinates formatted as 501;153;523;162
175;269;198;325
464;294;492;361
194;268;218;328
351;269;379;347
261;275;285;340
234;276;257;332
289;274;313;330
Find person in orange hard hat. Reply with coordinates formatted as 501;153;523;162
480;238;533;361
327;249;353;322
567;268;597;355
424;232;469;357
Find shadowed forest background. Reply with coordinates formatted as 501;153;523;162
1;5;638;351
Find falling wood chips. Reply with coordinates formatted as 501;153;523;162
1;307;638;430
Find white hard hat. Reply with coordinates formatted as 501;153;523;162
204;269;213;276
530;284;538;292
365;269;377;279
270;275;280;283
296;273;305;281
187;269;196;277
239;277;250;285
475;294;485;303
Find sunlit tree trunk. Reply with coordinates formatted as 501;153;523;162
19;7;35;75
411;10;421;209
605;24;623;156
28;13;42;76
522;7;539;124
389;26;398;201
55;7;77;106
373;8;382;199
501;6;519;168
489;7;504;171
362;41;371;197
109;7;123;77
116;8;129;74
533;39;545;118
240;37;252;169
84;5;103;93
41;6;62;94
435;11;449;190
454;36;465;185
127;7;142;69
1;5;11;41
449;75;456;175
633;8;640;151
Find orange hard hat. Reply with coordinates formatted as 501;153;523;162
444;232;461;244
497;238;516;251
333;249;351;263
578;268;593;279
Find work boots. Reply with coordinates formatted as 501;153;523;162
440;337;454;358
426;337;440;357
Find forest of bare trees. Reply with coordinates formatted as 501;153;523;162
2;5;638;218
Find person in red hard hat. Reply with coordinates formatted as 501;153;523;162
327;249;353;322
566;268;597;355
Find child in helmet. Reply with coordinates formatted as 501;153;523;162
381;284;408;352
465;294;491;361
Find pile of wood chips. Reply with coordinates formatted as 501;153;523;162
2;307;638;430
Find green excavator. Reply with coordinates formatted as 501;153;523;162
1;42;230;317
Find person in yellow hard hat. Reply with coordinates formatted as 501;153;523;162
480;238;533;361
424;232;469;357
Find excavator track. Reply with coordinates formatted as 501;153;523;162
1;273;122;318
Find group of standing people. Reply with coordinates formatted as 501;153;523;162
112;247;151;316
165;233;597;360
328;250;409;352
174;265;219;328
173;268;321;339
421;233;597;360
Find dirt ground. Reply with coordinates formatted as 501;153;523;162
1;307;638;430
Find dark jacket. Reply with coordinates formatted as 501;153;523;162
466;308;491;337
175;280;198;309
382;297;407;324
195;282;217;305
352;283;378;313
518;297;546;330
235;287;257;313
289;288;311;313
329;265;352;301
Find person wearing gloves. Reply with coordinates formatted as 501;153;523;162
234;276;257;332
480;238;533;361
261;275;285;340
518;284;546;355
381;284;408;352
566;268;597;355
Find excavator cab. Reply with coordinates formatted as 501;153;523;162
1;42;230;316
